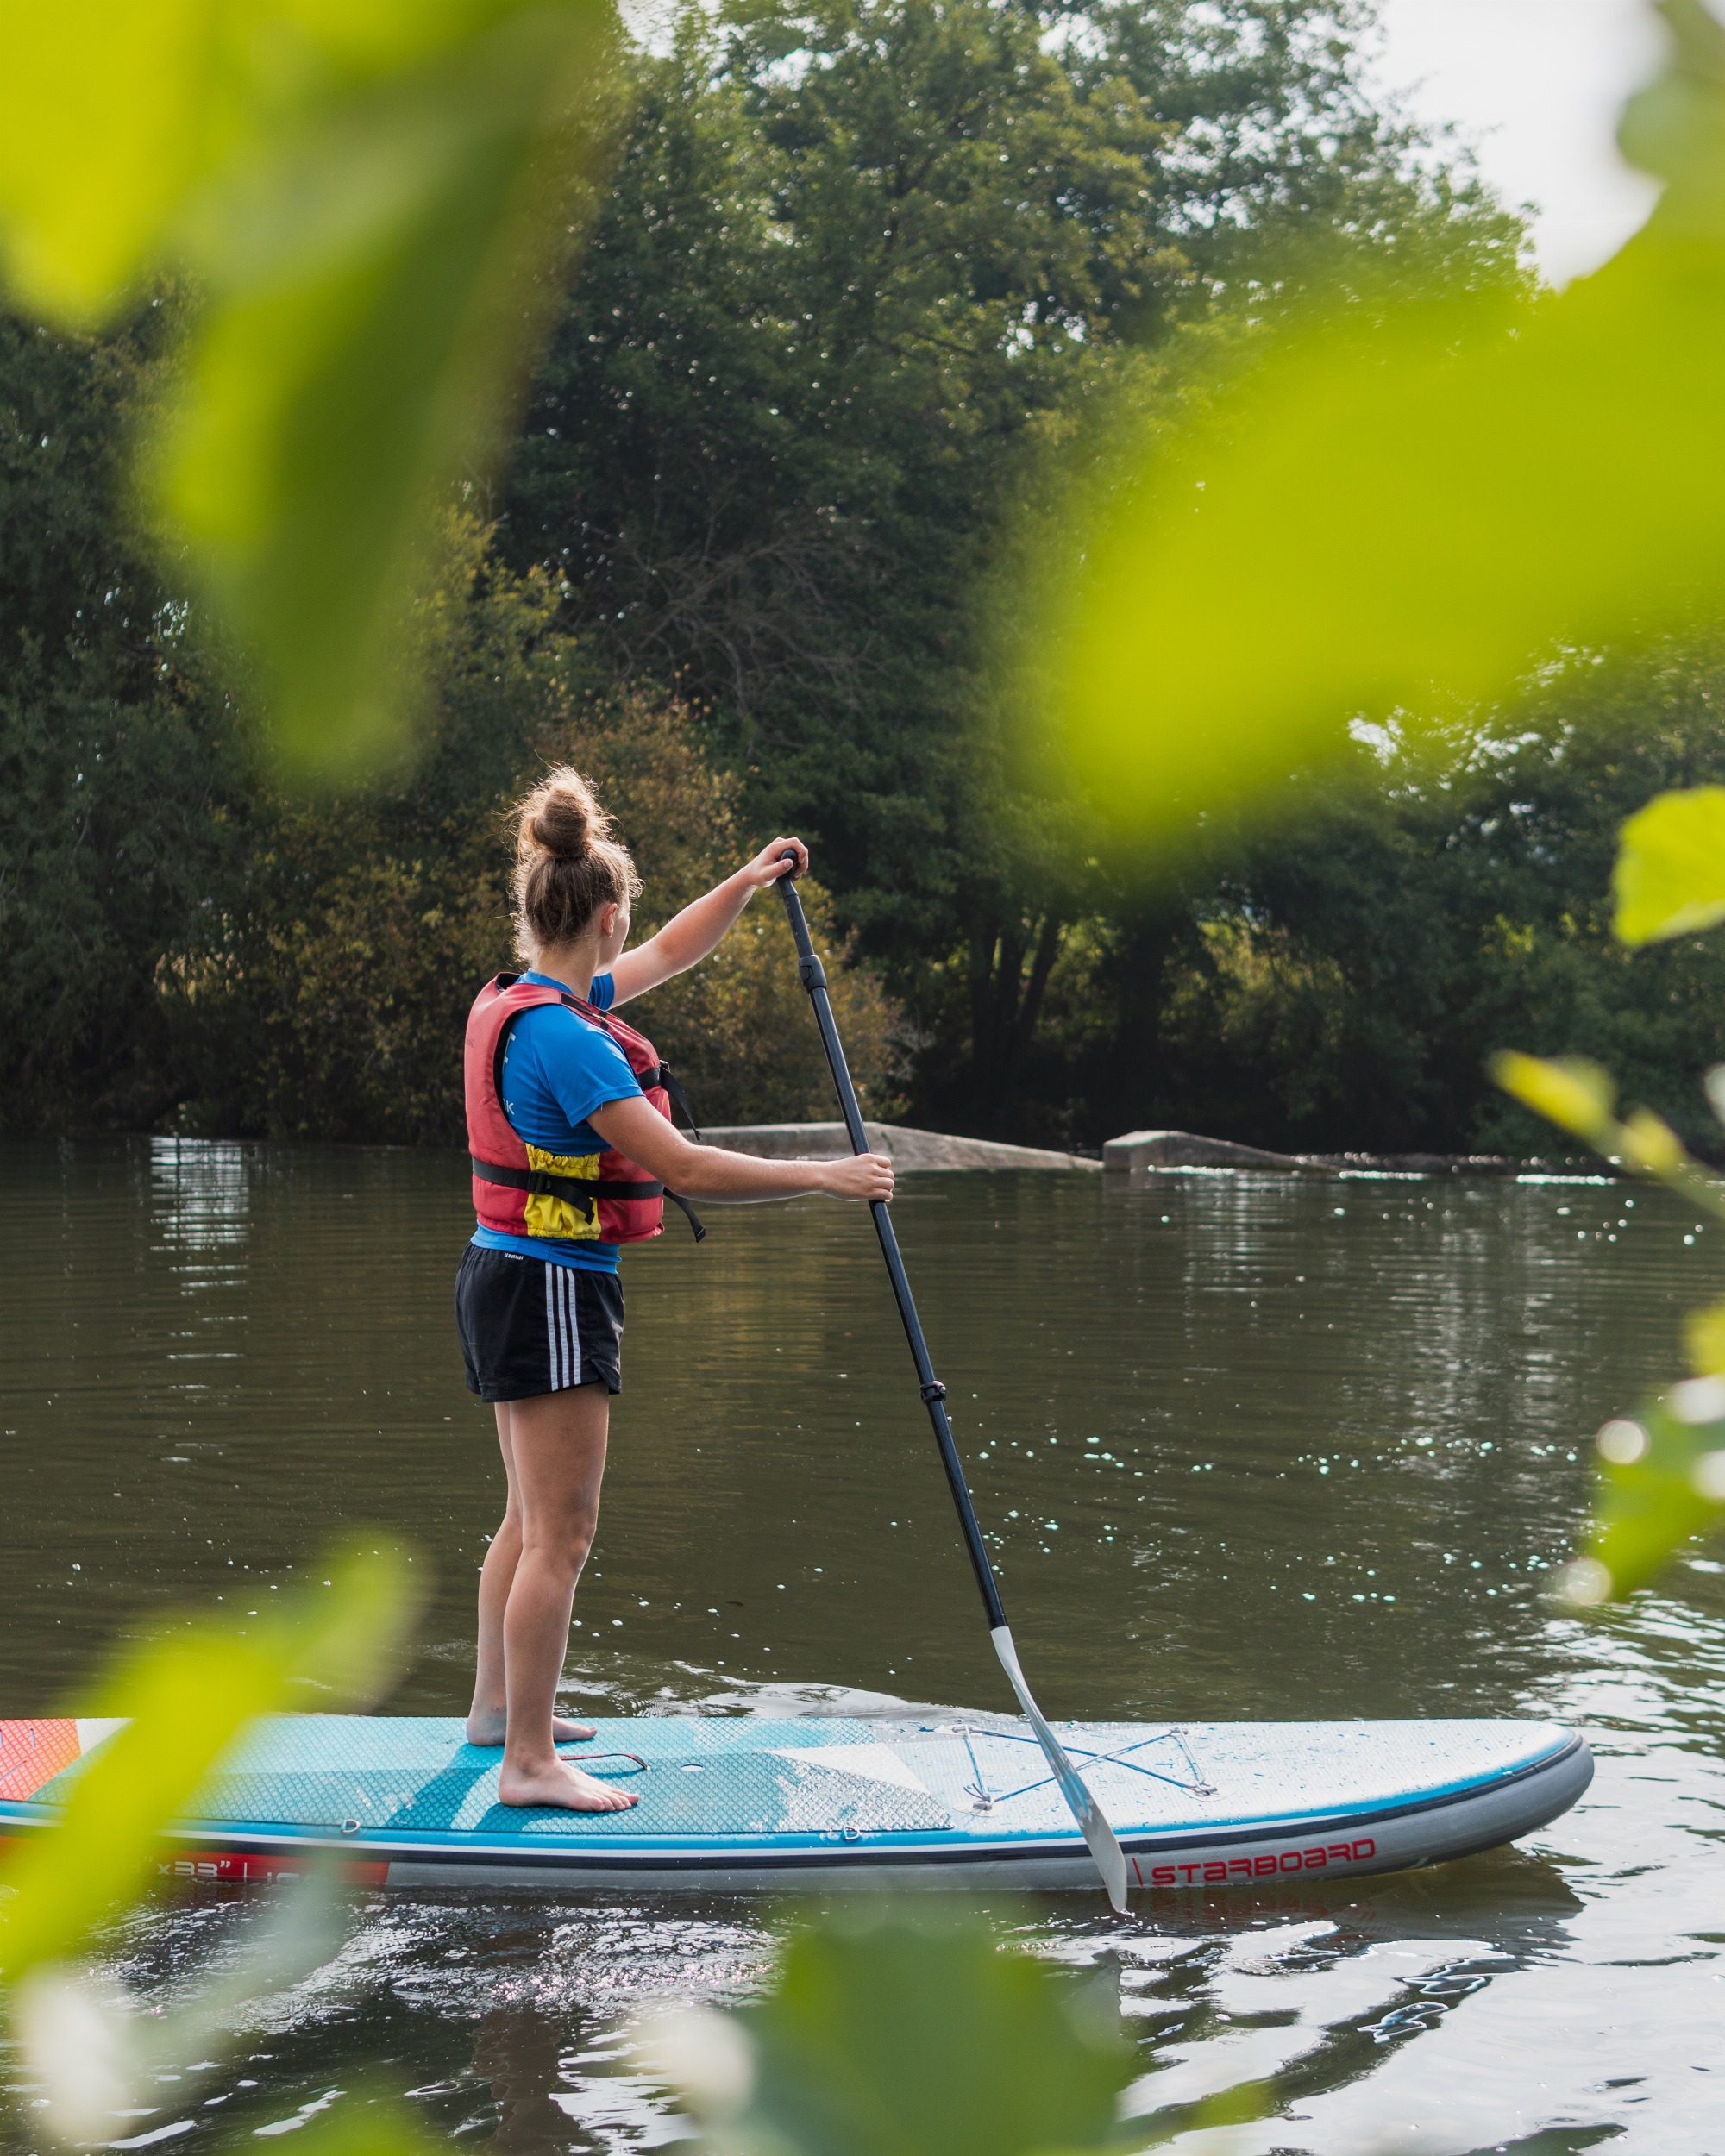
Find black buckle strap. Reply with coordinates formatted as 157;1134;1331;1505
471;1156;666;1208
473;1153;702;1241
654;1062;703;1142
665;1191;707;1244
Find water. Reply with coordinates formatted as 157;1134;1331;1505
3;1138;1723;2153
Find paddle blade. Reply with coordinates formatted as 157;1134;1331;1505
990;1626;1129;1914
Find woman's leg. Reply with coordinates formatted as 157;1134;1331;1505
497;1381;636;1812
467;1401;596;1746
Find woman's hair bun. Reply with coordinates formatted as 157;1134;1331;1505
530;784;591;860
508;764;640;960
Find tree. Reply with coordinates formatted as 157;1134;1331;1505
0;302;244;1131
500;0;1524;1131
1132;640;1725;1157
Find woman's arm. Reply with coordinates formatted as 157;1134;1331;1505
588;1095;893;1204
607;837;809;1006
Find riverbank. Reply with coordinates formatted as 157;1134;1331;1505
1101;1129;1613;1177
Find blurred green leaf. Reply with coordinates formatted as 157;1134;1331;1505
0;2;230;323
1491;1047;1725;1223
1619;1104;1687;1175
1040;0;1725;840
0;1536;418;1981
0;0;622;777
15;1869;343;2142
1488;1050;1617;1148
1492;1041;1725;1599
1617;0;1725;205
1613;786;1725;943
238;2087;440;2156
146;4;620;776
0;0;534;323
1132;2073;1283;2149
231;1529;422;1713
1685;1296;1725;1375
1562;1381;1725;1602
659;1907;1130;2156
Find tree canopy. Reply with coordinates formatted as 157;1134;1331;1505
12;0;1711;1156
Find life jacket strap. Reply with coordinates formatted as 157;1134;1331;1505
470;1156;667;1208
655;1063;703;1141
665;1190;707;1244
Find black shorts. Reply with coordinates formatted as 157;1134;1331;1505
455;1245;624;1402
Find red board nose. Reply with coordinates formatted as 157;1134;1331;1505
0;1720;83;1801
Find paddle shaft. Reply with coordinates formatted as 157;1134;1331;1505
775;871;1000;1619
775;861;1128;1911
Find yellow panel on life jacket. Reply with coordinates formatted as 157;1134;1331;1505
522;1144;602;1241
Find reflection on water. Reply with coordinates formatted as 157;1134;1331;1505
3;1138;1724;2152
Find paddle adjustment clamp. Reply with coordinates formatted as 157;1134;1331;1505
920;1379;948;1404
797;954;827;991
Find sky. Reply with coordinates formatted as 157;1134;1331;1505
1371;0;1666;282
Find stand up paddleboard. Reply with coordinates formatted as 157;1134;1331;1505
0;1711;1590;1894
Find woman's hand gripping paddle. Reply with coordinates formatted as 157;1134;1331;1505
774;856;1130;1914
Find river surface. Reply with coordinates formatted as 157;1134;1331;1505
3;1138;1724;2154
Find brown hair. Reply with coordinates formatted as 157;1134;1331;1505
510;766;639;962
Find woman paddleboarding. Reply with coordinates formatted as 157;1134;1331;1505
456;768;893;1812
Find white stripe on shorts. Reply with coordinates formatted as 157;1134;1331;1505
545;1263;564;1388
563;1265;583;1387
544;1263;585;1390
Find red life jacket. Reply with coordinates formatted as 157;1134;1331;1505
464;975;705;1247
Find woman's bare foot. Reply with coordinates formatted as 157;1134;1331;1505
497;1758;638;1812
465;1711;596;1746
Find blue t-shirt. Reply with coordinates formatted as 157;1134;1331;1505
471;970;643;1274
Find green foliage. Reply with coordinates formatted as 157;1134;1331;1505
248;2097;444;2156
938;638;1725;1153
0;0;623;775
0;1536;417;1984
0;306;251;1131
641;1907;1132;2156
741;1921;1124;2156
1562;1382;1725;1606
1614;785;1725;943
1038;0;1725;842
1492;1050;1702;1189
1;1549;433;2151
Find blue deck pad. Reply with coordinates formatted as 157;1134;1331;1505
189;1752;954;1839
117;1716;947;1841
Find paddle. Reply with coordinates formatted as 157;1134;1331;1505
775;857;1130;1913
